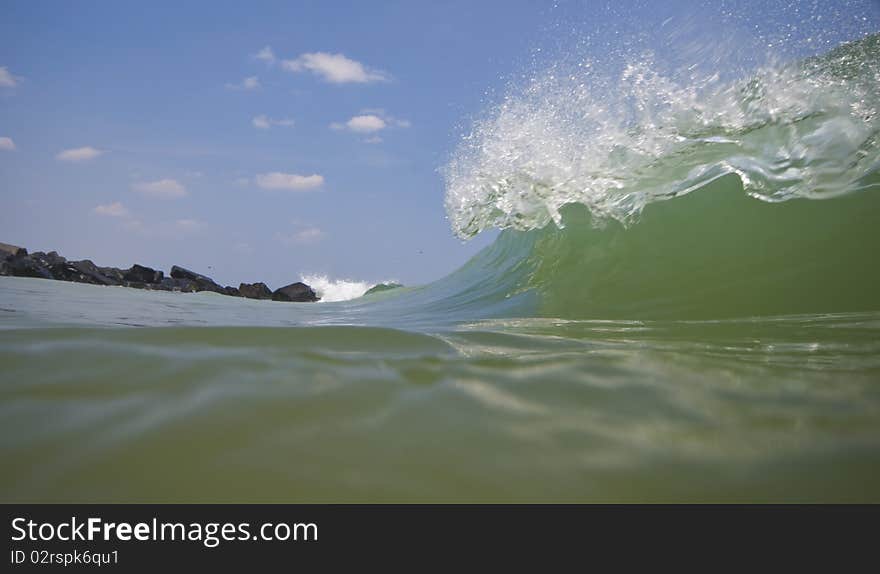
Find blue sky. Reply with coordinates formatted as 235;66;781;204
1;1;878;289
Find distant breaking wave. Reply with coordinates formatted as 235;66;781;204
301;274;400;302
300;275;372;302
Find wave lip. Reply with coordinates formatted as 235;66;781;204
435;35;880;321
443;34;880;239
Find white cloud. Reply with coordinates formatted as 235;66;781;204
346;114;386;133
275;226;325;245
56;146;103;162
281;52;388;84
252;114;294;129
93;202;130;217
332;111;410;137
132;179;188;199
0;136;15;151
226;76;260;90
360;108;411;128
255;172;324;191
255;46;276;64
0;66;19;88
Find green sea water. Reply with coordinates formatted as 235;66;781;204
2;34;879;502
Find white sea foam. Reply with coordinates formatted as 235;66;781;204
443;31;880;239
300;274;375;302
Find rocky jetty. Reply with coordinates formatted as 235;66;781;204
0;242;321;303
123;264;164;284
239;282;273;300
272;282;319;302
0;242;27;260
170;265;225;294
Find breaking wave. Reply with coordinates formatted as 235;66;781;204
435;32;880;320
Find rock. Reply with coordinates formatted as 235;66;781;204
124;264;163;284
239;282;273;300
170;265;224;293
364;282;403;296
157;277;198;292
4;250;67;280
0;245;322;307
99;266;126;284
6;254;53;279
49;260;120;285
272;282;319;302
31;251;67;266
0;242;27;260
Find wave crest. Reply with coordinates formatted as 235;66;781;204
443;34;880;239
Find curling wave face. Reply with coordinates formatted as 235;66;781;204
437;34;880;321
444;34;880;238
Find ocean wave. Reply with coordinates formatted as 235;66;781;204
443;33;880;239
300;274;374;302
299;274;401;302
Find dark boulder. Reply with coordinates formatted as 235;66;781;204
124;264;163;284
272;282;319;302
170;265;224;293
31;251;67;266
4;250;70;280
99;267;126;284
223;286;241;297
158;277;199;292
364;282;403;296
239;282;273;300
0;242;27;260
4;249;71;280
49;260;120;285
5;254;53;279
